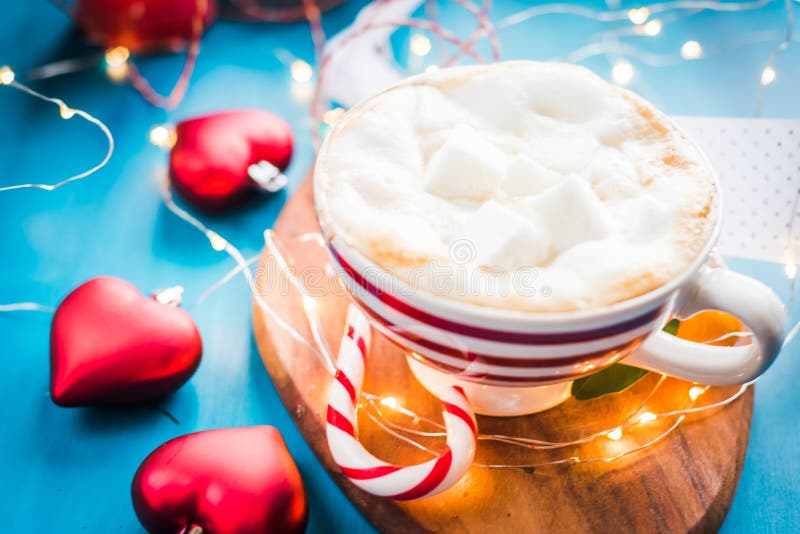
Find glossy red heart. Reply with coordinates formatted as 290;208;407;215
50;276;202;407
75;0;216;52
132;426;308;534
169;109;294;211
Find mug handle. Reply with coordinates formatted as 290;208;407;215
625;266;786;385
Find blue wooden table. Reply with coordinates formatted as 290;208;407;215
1;1;798;531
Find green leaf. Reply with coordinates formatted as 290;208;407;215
570;318;680;401
663;318;680;336
571;363;649;401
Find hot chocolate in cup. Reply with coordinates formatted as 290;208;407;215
314;61;786;416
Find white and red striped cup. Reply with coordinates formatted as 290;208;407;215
314;151;786;417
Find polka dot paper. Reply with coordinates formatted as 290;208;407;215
673;117;800;264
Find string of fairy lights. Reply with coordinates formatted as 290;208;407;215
19;0;798;114
0;66;114;193
1;0;798;469
252;229;764;468
358;384;756;469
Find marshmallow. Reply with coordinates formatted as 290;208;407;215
424;124;507;200
524;67;607;123
456;200;550;270
587;147;641;200
528;136;598;174
449;74;527;131
502;154;563;197
612;195;673;242
516;176;614;255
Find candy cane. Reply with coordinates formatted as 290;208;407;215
326;304;477;500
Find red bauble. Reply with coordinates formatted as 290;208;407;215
74;0;216;52
50;277;202;407
132;426;308;534
169;109;293;211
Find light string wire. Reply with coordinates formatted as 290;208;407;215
0;75;114;193
156;180;328;366
755;0;794;116
29;0;793;116
0;303;55;313
360;381;751;470
34;0;210;109
0;70;114;316
363;373;673;448
307;0;793;141
309;0;495;147
784;184;800;301
443;0;502;66
560;28;799;66
497;0;773;29
116;0;210;109
302;0;328;65
227;0;343;23
124;39;201;110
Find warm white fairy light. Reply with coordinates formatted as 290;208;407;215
208;231;228;252
681;40;703;59
149;125;176;148
612;60;634;85
106;63;130;82
106;63;129;82
638;411;657;423
761;65;777;85
606;427;623;441
642;19;662;36
104;46;130;68
58;103;75;119
627;7;650;24
290;60;313;83
785;250;797;280
381;397;399;409
688;386;705;401
301;294;318;313
410;34;433;56
322;107;346;126
102;46;131;82
0;66;15;85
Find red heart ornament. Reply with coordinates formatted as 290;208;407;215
132;426;308;534
169;109;294;211
75;0;217;52
50;277;202;407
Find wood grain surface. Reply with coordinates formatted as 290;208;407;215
252;176;753;534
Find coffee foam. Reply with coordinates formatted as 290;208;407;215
315;61;718;312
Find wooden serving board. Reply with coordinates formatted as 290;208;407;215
253;176;753;534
